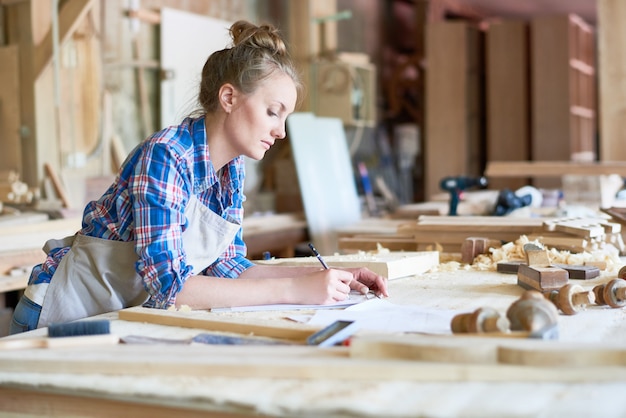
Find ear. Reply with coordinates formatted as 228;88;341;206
218;83;237;113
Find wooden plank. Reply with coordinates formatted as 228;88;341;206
531;15;573;189
425;21;482;201
256;251;440;279
8;1;38;187
0;217;81;252
43;163;72;208
598;0;626;162
288;0;337;111
0;45;21;175
118;306;320;341
33;0;94;79
350;334;626;367
287;113;361;256
530;14;597;186
160;9;232;129
485;20;530;191
485;161;626;177
338;236;419;252
0;337;626;382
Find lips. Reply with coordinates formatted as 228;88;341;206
261;140;274;149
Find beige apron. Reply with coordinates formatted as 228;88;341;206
37;195;240;327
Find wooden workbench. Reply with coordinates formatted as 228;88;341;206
1;263;626;417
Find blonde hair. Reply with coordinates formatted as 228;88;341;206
198;20;303;113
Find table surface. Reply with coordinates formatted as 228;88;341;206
1;263;626;417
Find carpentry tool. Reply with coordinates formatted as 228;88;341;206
121;333;291;346
517;243;568;292
0;320;118;350
593;278;626;308
544;283;595;315
451;307;510;334
451;295;559;340
506;290;559;339
497;260;526;274
500;261;600;280
439;175;488;216
552;264;600;280
493;188;533;216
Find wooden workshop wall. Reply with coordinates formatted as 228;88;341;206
598;0;626;162
0;0;259;209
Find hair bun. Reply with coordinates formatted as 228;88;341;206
230;20;287;56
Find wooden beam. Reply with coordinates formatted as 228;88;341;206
0;45;22;175
33;0;94;79
485;161;626;177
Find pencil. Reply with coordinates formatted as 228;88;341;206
308;243;329;270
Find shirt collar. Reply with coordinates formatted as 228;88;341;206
188;116;243;196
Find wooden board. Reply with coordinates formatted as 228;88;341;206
485;161;626;177
338;236;419;252
485;20;530;191
598;0;626;162
0;45;22;175
425;21;482;201
287;113;362;256
160;9;232;128
350;334;626;368
0;337;625;382
256;251;439;279
0;217;81;252
118;306;320;341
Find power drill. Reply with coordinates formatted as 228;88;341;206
440;176;488;216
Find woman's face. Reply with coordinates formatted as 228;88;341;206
226;72;298;161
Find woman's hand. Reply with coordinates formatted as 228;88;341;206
343;267;389;298
292;268;353;305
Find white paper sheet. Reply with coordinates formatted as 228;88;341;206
297;299;460;335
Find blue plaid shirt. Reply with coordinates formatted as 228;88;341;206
29;116;254;308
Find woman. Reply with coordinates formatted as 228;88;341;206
10;20;388;334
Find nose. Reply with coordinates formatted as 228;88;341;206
272;123;286;140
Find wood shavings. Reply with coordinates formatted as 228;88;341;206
471;235;622;273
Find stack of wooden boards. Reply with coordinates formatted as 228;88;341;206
339;215;625;256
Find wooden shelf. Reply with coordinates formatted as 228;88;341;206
531;14;597;187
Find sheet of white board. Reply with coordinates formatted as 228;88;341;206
159;10;263;192
160;9;232;128
287;113;362;256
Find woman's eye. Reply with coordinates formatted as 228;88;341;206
268;110;278;117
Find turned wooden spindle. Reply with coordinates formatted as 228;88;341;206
544;283;595;315
451;307;510;334
593;279;626;308
506;290;559;332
